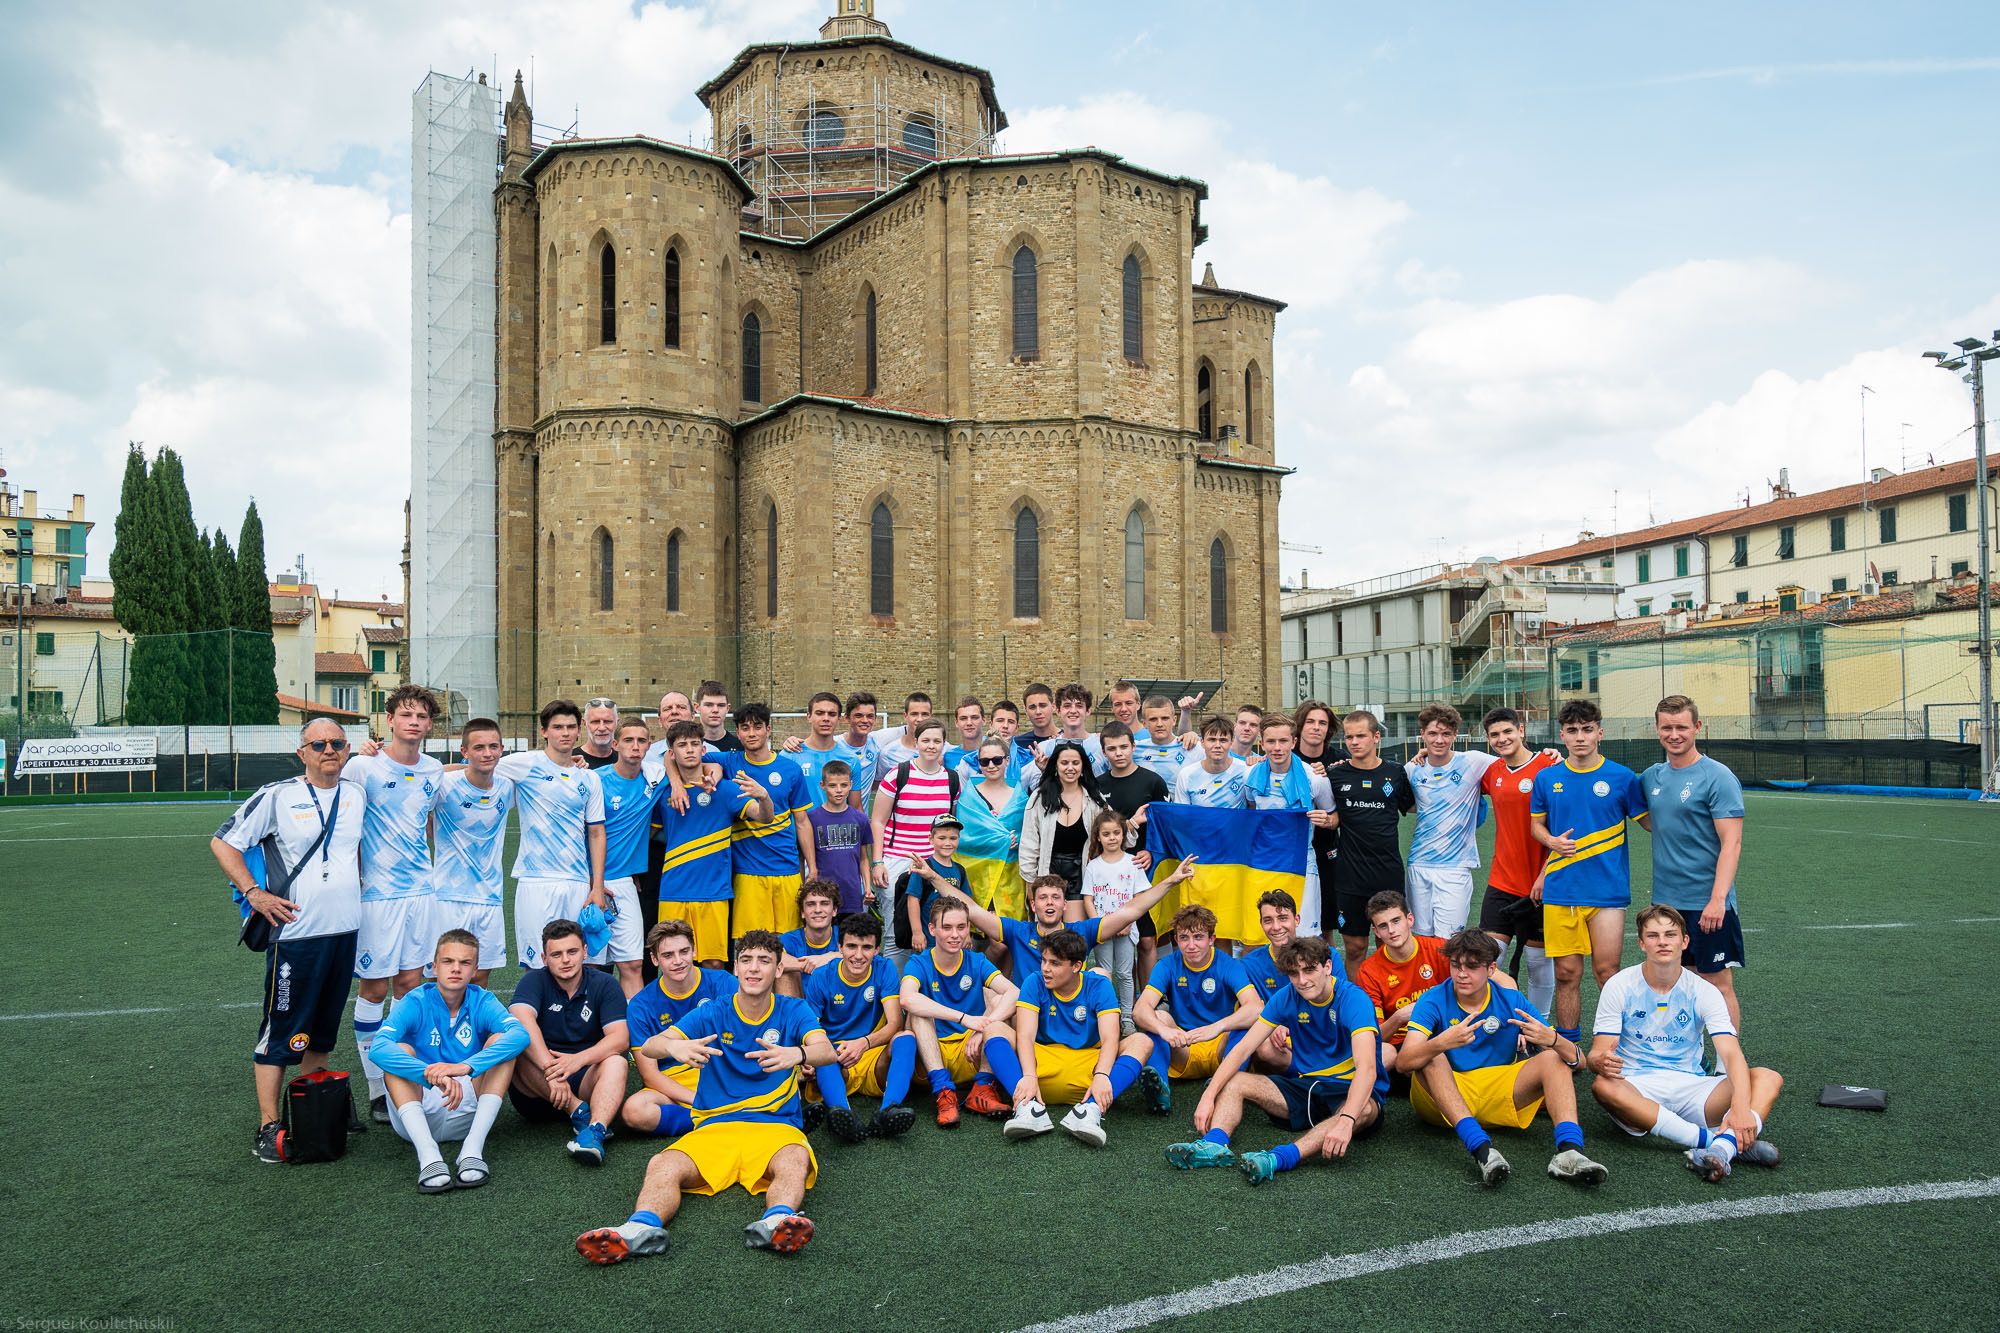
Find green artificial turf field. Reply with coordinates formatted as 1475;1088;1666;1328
2;792;1996;1330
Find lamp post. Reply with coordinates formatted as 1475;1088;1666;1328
1923;334;1999;800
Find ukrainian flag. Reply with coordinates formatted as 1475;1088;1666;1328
954;785;1029;918
1144;805;1309;946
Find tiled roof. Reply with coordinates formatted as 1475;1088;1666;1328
361;626;402;644
314;652;372;676
1701;457;1996;533
277;691;366;720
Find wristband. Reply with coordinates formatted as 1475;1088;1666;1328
1336;1112;1356;1123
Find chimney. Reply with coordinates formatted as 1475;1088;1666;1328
1870;466;1895;483
1770;468;1794;500
70;493;84;521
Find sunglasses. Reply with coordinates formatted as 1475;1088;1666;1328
587;697;617;709
978;754;1008;767
305;738;350;753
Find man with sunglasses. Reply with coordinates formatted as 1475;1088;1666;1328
212;718;370;1164
578;697;621;769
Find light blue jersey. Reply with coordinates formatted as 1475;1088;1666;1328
431;771;513;906
1132;735;1190;784
1593;963;1735;1076
1025;734;1108;787
1641;757;1745;912
597;765;660;880
1171;758;1250;809
494;751;606;882
832;736;879;803
867;729;921;781
369;982;529;1081
790;742;846;805
346;751;443;902
1405;751;1497;870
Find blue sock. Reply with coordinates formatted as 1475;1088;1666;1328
1272;1143;1301;1172
972;1072;998;1089
1556;1025;1581;1045
629;1209;663;1228
813;1061;852;1110
760;1203;795;1221
1554;1119;1584;1151
1144;1038;1171;1080
881;1033;917;1108
1453;1117;1492;1155
983;1037;1024;1095
1106;1054;1143;1101
1696;1126;1712;1148
654;1103;692;1137
926;1067;952;1095
1203;1127;1231;1147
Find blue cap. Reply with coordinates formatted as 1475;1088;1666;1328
578;902;611;956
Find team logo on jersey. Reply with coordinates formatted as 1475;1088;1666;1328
1418;964;1434;980
1481;1016;1501;1035
579;1003;593;1022
957;976;972;992
1674;1009;1691;1027
421;780;436;796
548;1003;563;1013
831;993;846;1006
455;1023;473;1044
1340;784;1353;793
1518;778;1533;793
1382;780;1394;795
761;1028;781;1045
1652;787;1662;796
1072;1004;1087;1021
357;951;374;971
1628;1009;1649;1026
1201;977;1216;994
288;1033;309;1051
1552;782;1565;793
1592;780;1610;797
862;986;876;1002
1679;784;1693;803
696;792;712;807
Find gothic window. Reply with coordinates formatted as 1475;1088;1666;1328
595;527;614;611
766;503;779;618
869;502;893;615
1121;254;1143;362
1011;246;1038;359
1197;361;1214;440
663;247;681;349
598;242;616;344
741;312;762;402
665;531;681;612
1209;539;1229;633
863;287;878;395
1124;507;1146;619
1013;507;1040;618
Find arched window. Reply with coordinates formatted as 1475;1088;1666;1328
595;527;614;611
1013;507;1040;618
1209;538;1229;633
1123;507;1146;620
1011;246;1038;359
863;287;878;396
806;110;845;149
1197;361;1214;440
663;247;681;349
665;531;682;612
1121;254;1143;362
869;502;893;615
766;502;779;618
733;126;753;162
598;241;616;344
741;313;762;402
902;116;937;157
1244;362;1260;448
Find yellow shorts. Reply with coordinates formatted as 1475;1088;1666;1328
1028;1043;1107;1105
935;1032;982;1085
1542;904;1602;959
1168;1033;1231;1081
733;873;803;937
668;1121;818;1197
1410;1061;1543;1131
800;1042;893;1101
659;900;730;963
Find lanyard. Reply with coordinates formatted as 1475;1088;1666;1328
306;782;342;864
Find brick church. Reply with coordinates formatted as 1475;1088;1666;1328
493;0;1287;717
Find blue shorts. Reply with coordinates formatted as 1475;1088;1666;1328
1682;908;1745;973
252;931;357;1067
1266;1073;1383;1133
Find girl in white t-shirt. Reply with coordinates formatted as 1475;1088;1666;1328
1081;809;1150;1022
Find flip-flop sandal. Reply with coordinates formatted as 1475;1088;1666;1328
454;1155;490;1188
418;1160;455;1194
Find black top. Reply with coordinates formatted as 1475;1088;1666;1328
1326;759;1415;894
1295;743;1338;856
708;732;745;752
1051;815;1087;858
509;966;628;1054
578;749;618;769
1099;766;1169;819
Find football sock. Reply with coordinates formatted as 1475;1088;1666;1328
1272;1143;1302;1172
1522;946;1555;1016
881;1033;917;1107
354;998;387;1097
653;1102;693;1136
1555;1025;1581;1046
813;1062;852;1110
1106;1054;1143;1101
1650;1106;1704;1147
1144;1039;1172;1080
629;1210;663;1229
1553;1120;1584;1151
1709;1131;1739;1164
396;1101;443;1167
1452;1117;1492;1156
927;1068;953;1095
972;1072;999;1090
1202;1127;1232;1148
760;1204;796;1221
982;1037;1024;1095
460;1093;504;1158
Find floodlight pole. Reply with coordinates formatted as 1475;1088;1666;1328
1930;338;1998;800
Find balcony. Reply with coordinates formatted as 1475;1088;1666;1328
1453;583;1549;646
1454;643;1550;696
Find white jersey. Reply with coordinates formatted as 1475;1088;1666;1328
1171;757;1251;809
1404;751;1497;869
431;771;514;906
217;776;367;941
867;729;922;775
494;751;605;883
345;751;444;901
1131;736;1189;784
1593;964;1735;1077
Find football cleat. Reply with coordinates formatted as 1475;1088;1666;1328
802;1101;828;1134
1475;1144;1511;1188
566;1123;607;1166
1685;1145;1733;1182
1547;1147;1609;1186
576;1221;669;1265
826;1107;868;1144
1238;1149;1279;1186
933;1088;961;1128
743;1212;815;1254
1738;1138;1781;1168
1138;1064;1173;1116
1164;1139;1237;1170
870;1104;917;1138
963;1081;1013;1119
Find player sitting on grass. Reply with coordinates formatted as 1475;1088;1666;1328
1131;904;1264;1113
1237;889;1320;1069
935;870;1179;989
576;930;837;1264
508;918;629;1166
1165;936;1385;1185
897;897;1021;1125
1587;905;1784;1182
802;912;919;1143
1395;929;1605;1188
621;920;737;1139
983;929;1159;1147
371;929;529;1193
779;878;844;996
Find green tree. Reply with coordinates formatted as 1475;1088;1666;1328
208;529;239;724
187;527;231;724
232;500;279;725
112;445;190;725
147;448;206;724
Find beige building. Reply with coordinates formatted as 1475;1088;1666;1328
492;0;1286;718
268;582;404;727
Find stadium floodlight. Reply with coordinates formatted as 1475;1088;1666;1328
1923;334;1998;799
1955;337;1987;352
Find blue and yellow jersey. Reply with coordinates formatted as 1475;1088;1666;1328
668;994;826;1128
1241;942;1346;997
803;955;899;1043
996;915;1104;987
1260;978;1387;1094
626;967;738;1048
1404;980;1544;1073
780;923;842;961
1018;970;1120;1050
1144;949;1257;1029
1530;757;1646;908
653;781;757;903
901;948;1002;1040
729;753;813;878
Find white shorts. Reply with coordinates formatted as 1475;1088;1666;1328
515;877;588;969
428;901;508;970
389;1076;478;1144
599;876;644;964
355;896;435;979
1404;866;1476;939
1616;1069;1729;1135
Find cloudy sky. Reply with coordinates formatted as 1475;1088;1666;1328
3;0;1995;597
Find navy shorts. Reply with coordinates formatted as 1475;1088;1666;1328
1682;908;1745;973
253;931;357;1067
1478;886;1542;944
509;1060;594;1122
1265;1073;1384;1133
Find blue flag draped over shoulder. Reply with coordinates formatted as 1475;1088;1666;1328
1143;804;1310;946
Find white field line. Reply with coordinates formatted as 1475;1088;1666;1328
0;1001;262;1022
1822;829;1997;846
1013;1178;2000;1333
0;832;210;844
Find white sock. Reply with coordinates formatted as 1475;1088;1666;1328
1523;946;1555;1017
460;1092;504;1159
397;1101;444;1168
1650;1105;1704;1148
354;998;388;1097
1709;1130;1739;1163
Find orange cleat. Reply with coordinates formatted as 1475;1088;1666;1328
963;1081;1013;1119
934;1087;961;1128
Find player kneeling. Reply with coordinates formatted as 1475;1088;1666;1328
983;929;1160;1147
576;930;837;1264
370;930;530;1193
1588;905;1783;1182
1397;929;1605;1188
1164;936;1386;1185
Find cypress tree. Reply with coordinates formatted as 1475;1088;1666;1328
233;500;279;725
147;448;205;724
116;446;189;725
209;529;238;724
188;527;231;724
